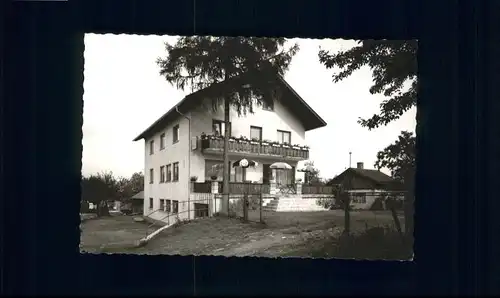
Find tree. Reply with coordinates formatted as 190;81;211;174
302;161;323;185
127;172;144;195
157;37;299;213
81;171;119;216
319;40;417;236
375;131;415;236
117;172;145;199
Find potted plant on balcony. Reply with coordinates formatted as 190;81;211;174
200;132;210;149
271;141;281;147
262;139;272;146
250;137;260;145
237;135;250;143
190;176;198;182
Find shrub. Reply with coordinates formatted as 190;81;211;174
316;197;337;210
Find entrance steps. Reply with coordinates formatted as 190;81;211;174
262;196;329;212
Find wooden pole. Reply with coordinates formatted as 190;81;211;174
259;193;263;223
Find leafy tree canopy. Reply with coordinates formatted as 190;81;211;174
318;40;417;129
319;40;417;236
156;36;299;115
318;40;417;180
374;131;415;185
302;161;324;185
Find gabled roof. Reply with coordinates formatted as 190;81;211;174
131;191;144;200
133;74;327;141
330;167;403;190
349;168;395;184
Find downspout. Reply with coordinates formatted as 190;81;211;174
175;106;191;215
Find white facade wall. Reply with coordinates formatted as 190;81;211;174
142;96;313;222
348;189;404;210
190;97;307;183
143;116;191;221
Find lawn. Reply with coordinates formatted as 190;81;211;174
80;211;410;259
80;215;150;253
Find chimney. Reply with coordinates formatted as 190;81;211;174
357;162;364;169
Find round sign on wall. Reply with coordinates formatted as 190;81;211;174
240;159;249;168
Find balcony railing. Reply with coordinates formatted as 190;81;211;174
201;136;309;159
192;182;270;194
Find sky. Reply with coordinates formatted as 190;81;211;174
82;34;416;180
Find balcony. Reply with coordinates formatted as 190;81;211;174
200;135;309;160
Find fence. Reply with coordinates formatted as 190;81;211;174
144;194;216;234
224;193;265;223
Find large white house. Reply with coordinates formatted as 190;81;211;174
133;75;327;221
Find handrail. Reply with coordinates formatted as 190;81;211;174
144;208;162;217
144;209;163;236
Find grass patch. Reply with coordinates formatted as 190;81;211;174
284;226;413;260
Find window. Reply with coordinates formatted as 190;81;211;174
213;119;231;137
160;166;165;183
262;99;274;111
149;140;154;155
205;160;224;181
277;130;291;144
173;162;179;181
352;193;367;204
172;200;179;214
160;133;166;150
166;164;172;182
165;199;171;213
149;198;153;209
173;125;179;143
149;168;154;184
159;199;165;211
250;126;262;141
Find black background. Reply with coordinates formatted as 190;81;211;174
3;0;499;295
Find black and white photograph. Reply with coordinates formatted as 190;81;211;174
80;35;416;260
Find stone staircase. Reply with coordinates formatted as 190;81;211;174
262;196;328;212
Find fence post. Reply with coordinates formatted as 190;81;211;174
259;194;263;223
296;182;302;195
187;196;190;221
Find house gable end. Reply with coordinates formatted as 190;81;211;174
133;74;326;142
